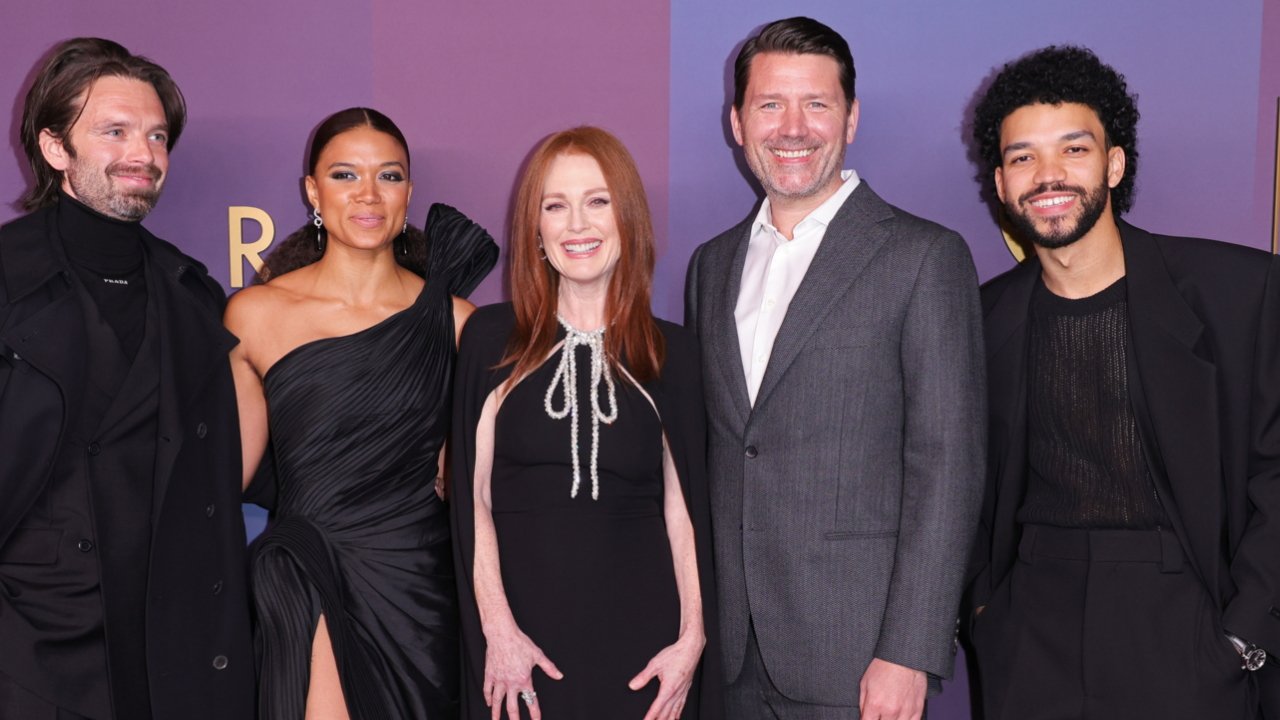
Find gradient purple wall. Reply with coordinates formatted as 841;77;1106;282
0;1;669;310
668;1;1270;290
367;0;670;307
1257;0;1280;252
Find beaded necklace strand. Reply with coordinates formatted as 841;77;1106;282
543;315;618;499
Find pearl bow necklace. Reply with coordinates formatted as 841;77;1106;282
544;315;618;499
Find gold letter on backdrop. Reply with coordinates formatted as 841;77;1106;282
229;206;274;288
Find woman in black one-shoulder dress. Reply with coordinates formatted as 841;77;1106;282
226;108;496;719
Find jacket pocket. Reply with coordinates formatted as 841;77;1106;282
823;529;898;541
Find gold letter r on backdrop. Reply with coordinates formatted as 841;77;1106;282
229;206;274;288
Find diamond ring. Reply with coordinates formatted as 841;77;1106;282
520;689;537;704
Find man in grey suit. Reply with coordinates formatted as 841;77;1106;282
684;17;986;719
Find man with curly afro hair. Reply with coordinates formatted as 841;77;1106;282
965;45;1280;719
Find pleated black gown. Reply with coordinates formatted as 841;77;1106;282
249;205;497;719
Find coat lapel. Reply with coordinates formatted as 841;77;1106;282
752;182;893;411
0;209;88;542
982;261;1037;581
1121;222;1220;596
147;242;238;517
0;206;85;402
1;281;83;390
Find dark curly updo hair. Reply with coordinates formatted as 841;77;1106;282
972;45;1140;215
255;107;427;283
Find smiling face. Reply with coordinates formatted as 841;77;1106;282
538;152;621;295
731;51;858;212
995;102;1125;250
40;75;170;221
305;125;412;252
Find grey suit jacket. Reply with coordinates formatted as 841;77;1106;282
684;181;986;706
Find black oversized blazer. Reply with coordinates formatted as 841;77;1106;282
969;220;1280;700
0;204;255;719
449;302;724;719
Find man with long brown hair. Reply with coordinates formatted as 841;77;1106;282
0;38;253;719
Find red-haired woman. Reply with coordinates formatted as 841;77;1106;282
451;127;721;720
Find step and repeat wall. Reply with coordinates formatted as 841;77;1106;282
3;2;1278;717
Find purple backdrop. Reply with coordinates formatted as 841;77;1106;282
667;1;1270;292
0;1;669;309
3;3;1277;718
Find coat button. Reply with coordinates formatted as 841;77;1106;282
77;539;94;552
212;655;228;670
206;504;216;517
212;580;223;595
88;442;101;456
196;422;208;439
744;445;758;459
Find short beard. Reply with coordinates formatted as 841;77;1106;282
1004;181;1109;250
62;139;163;221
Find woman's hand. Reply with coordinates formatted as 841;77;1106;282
483;623;562;720
628;630;705;720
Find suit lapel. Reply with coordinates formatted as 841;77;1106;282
1121;222;1220;596
706;216;754;426
752;182;893;411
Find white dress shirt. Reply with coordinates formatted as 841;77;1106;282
735;170;861;405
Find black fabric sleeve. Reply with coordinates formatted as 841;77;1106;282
423;203;499;298
450;303;517;718
650;320;724;719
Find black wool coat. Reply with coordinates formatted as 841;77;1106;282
0;204;255;719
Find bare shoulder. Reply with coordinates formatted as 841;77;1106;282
225;283;280;333
225;273;311;324
224;269;322;373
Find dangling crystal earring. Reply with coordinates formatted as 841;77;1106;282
313;208;326;253
397;219;410;256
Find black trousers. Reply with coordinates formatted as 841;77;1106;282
0;669;93;720
971;525;1254;720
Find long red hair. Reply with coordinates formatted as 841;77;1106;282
503;126;665;384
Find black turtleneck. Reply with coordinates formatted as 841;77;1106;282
58;192;148;360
